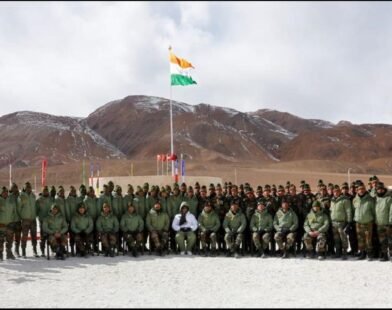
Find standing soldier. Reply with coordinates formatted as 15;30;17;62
303;201;330;260
250;201;273;258
35;186;52;257
194;182;201;198
172;202;198;255
330;185;353;260
54;186;67;225
197;186;210;215
50;186;57;202
146;201;170;256
66;185;78;256
243;188;258;254
98;184;113;213
9;183;22;257
159;187;169;214
71;202;94;257
43;204;68;260
317;184;334;256
18;182;38;258
120;203;144;257
183;186;199;218
167;184;183;253
223;202;247;258
297;183;315;256
353;181;376;260
198;201;220;257
84;186;99;253
77;185;87;204
123;184;135;209
374;182;392;261
96;202;119;257
213;185;228;253
0;187;18;260
262;185;278;255
134;186;149;251
180;182;187;198
286;184;302;254
343;182;358;256
273;200;298;258
112;185;125;253
226;185;244;213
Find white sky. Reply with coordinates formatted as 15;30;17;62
1;1;392;124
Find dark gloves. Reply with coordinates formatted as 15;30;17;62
281;227;290;234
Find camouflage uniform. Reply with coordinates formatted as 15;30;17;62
36;190;52;256
43;205;68;258
146;207;170;253
375;187;392;259
330;193;352;256
198;207;220;254
96;208;119;257
273;208;298;255
18;189;38;256
250;207;273;255
223;209;247;256
120;209;144;255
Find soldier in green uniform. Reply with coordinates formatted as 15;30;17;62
317;184;334;256
84;186;99;253
273;200;298;258
146;201;170;256
303;200;330;260
66;185;78;256
198;201;220;257
353;181;376;260
223;202;247;258
43;204;68;260
250;200;273;258
243;188;257;254
36;186;52;257
71;202;94;257
112;185;125;253
374;182;392;261
330;185;353;260
96;202;119;257
120;203;144;257
0;187;18;260
18;182;38;258
168;184;183;253
9;183;22;257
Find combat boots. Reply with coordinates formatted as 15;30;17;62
210;249;216;257
201;248;208;257
234;245;240;259
341;249;347;260
379;252;388;262
6;249;15;260
282;249;288;259
333;248;342;259
22;247;27;258
33;246;39;258
306;250;314;259
357;251;366;260
0;252;3;261
367;251;373;261
256;248;263;258
15;244;21;258
131;247;138;258
317;252;325;260
109;246;115;257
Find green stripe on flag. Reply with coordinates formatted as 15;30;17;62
171;74;197;86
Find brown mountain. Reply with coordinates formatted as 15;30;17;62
1;95;392;173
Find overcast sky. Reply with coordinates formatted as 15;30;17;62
1;1;392;124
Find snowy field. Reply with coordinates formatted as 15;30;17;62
1;248;392;308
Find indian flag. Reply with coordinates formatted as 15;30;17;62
169;48;197;86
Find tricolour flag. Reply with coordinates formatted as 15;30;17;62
169;48;197;86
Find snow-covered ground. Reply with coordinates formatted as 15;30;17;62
1;247;392;308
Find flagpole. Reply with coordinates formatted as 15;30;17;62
169;46;174;177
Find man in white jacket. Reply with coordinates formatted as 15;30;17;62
172;201;198;255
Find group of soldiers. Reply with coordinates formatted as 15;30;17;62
0;175;391;261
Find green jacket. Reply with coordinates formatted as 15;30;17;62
250;209;273;232
146;195;159;213
54;197;67;223
273;208;298;232
112;193;124;221
223;210;247;233
168;194;183;219
36;196;52;222
97;193;113;213
198;210;220;232
353;193;375;224
183;195;199;217
146;208;170;232
133;195;148;219
43;212;68;235
330;195;353;223
375;193;392;226
71;212;94;234
120;212;144;233
123;194;135;210
83;196;98;222
65;195;78;223
0;196;19;228
96;212;119;233
159;197;169;214
17;192;37;221
304;209;330;233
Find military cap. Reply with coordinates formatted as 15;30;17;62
319;184;327;190
201;185;207;191
333;184;340;191
88;186;94;192
272;184;277;190
341;182;349;189
1;186;7;193
195;182;200;189
70;185;76;190
79;184;86;190
228;182;232;186
181;182;186;187
143;182;149;189
216;183;222;190
312;200;321;208
42;185;49;191
239;184;244;189
278;185;285;191
318;179;324;185
128;184;134;190
115;185;122;191
264;184;271;189
209;183;215;190
50;185;56;191
303;184;311;190
103;184;108;189
355;180;365;188
188;186;194;192
165;185;172;192
173;183;179;189
136;185;142;192
327;183;334;189
108;180;114;186
257;185;263;191
50;203;60;211
160;186;166;193
286;181;291;186
376;182;386;190
300;180;306;185
77;202;86;209
257;200;266;206
150;185;156;192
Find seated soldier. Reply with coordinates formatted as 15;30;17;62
198;201;220;257
223;202;247;258
96;202;119;257
120;203;144;257
146;201;170;256
172;202;198;255
42;204;68;260
273;200;298;258
71;202;94;257
250;200;273;258
304;200;330;260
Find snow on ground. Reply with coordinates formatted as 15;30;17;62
1;247;392;308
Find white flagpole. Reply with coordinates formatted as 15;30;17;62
169;46;174;177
